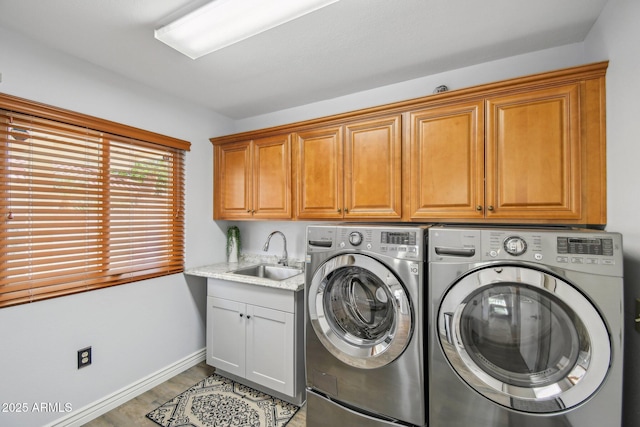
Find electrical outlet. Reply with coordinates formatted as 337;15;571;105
77;347;92;369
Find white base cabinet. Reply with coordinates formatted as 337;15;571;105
206;278;305;405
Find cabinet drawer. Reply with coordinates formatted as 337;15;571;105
207;278;297;313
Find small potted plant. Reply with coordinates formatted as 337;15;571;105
227;226;240;263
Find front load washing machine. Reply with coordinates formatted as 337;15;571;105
305;224;429;427
428;226;623;427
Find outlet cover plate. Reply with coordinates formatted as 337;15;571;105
77;346;92;369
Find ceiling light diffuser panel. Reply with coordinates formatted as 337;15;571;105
155;0;340;59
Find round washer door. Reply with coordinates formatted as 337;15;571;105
308;253;413;369
438;265;610;413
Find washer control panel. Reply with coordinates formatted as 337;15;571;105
307;225;426;260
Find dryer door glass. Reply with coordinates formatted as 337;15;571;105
308;254;412;369
438;265;611;413
460;284;580;388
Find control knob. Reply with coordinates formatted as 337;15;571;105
504;236;527;256
349;231;363;246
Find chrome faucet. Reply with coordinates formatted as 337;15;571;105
263;231;288;266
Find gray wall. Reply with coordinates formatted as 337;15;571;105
584;0;640;424
0;25;234;427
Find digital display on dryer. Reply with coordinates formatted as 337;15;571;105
557;237;614;256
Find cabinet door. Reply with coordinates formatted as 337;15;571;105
207;296;246;377
344;115;402;219
245;304;295;396
409;101;485;219
252;134;292;219
213;141;252;219
294;126;343;219
485;84;581;219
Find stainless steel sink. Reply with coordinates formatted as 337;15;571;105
231;264;303;281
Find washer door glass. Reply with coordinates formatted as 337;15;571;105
308;254;412;369
439;265;610;413
325;266;395;342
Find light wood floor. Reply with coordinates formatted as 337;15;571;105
84;361;306;427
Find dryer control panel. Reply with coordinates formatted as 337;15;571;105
428;226;623;276
557;236;615;256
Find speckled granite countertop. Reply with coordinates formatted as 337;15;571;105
184;254;305;292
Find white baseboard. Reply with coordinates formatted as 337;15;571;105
45;348;206;427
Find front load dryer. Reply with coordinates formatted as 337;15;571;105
428;226;623;427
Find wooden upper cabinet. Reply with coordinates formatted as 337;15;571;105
252;135;292;219
409;79;601;223
344;116;402;219
409;101;484;219
214;135;291;220
485;84;581;220
294;115;402;220
293;126;343;219
214;140;252;219
211;62;607;225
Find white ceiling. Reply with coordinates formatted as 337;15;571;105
0;0;609;119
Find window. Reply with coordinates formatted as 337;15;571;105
0;93;190;308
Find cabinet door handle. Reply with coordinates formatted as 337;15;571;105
344;208;349;213
337;208;341;213
246;315;251;319
239;313;244;317
476;205;482;211
487;205;494;211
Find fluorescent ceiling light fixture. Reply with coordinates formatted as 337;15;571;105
155;0;340;59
